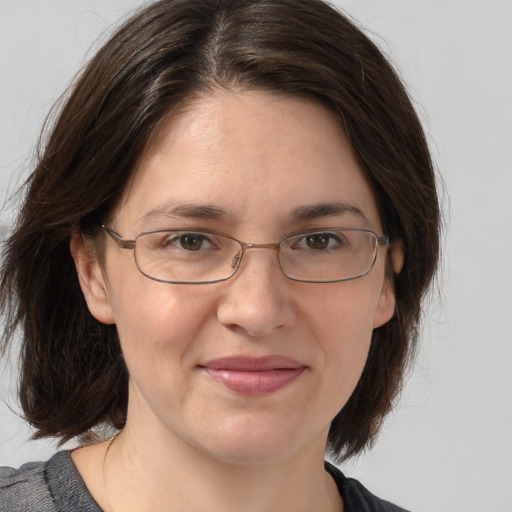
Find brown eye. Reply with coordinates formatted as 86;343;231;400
305;233;338;250
178;234;208;251
155;232;214;252
306;234;329;250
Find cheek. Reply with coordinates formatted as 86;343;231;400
106;270;215;378
303;280;381;397
319;300;373;381
306;278;380;347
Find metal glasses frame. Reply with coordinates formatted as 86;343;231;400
102;225;391;284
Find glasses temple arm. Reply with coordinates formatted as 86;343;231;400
377;236;392;246
101;225;136;249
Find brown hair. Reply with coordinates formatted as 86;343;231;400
0;0;439;461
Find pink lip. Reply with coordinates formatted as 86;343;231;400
200;356;306;396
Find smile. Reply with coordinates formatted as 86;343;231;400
200;356;307;396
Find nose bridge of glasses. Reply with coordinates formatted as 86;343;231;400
243;241;280;250
231;241;281;270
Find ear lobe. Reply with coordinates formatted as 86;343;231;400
372;241;404;328
70;232;115;324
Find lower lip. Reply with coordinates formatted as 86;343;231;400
202;368;306;396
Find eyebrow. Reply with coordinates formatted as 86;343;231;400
140;203;231;223
289;202;370;224
140;201;369;225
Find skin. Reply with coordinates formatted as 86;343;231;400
71;90;401;512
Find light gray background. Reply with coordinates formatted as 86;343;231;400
1;1;511;511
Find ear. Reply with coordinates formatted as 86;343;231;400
372;241;404;328
70;232;115;324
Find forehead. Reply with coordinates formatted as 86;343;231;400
113;90;381;233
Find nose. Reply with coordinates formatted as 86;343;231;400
216;249;297;338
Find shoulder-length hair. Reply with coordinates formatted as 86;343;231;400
0;0;439;461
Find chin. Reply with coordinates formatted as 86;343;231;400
199;440;297;467
189;415;323;467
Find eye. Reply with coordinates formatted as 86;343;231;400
162;232;214;251
294;232;344;251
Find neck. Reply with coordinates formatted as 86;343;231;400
81;423;342;512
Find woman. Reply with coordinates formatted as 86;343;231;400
0;0;439;511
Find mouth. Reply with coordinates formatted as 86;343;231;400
199;356;307;396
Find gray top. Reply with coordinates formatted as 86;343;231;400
0;451;100;512
0;451;409;511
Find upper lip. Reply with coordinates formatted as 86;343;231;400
200;355;305;371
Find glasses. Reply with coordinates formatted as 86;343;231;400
102;225;391;284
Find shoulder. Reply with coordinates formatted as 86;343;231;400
325;461;411;512
0;451;100;512
0;457;52;511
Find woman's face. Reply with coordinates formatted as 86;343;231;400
76;90;397;465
